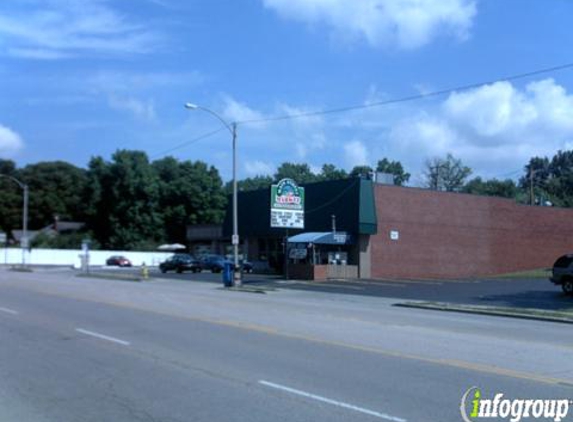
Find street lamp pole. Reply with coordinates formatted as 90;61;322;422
185;103;241;287
0;175;29;266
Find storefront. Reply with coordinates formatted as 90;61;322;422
221;177;378;278
287;231;357;280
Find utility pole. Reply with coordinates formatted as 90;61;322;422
529;167;535;206
232;122;241;287
22;184;28;265
0;175;28;266
185;103;241;287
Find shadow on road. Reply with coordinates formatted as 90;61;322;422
476;289;572;310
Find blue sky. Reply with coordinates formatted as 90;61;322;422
1;0;573;184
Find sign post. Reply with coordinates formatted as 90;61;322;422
270;178;305;229
270;179;304;279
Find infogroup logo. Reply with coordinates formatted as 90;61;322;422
460;387;571;422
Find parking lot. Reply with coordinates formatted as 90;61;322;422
97;266;572;311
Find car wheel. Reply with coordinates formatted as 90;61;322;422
562;280;573;295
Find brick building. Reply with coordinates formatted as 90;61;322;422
216;178;573;280
371;184;573;279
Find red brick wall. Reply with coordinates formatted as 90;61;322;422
371;185;573;279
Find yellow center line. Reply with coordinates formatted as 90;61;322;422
3;283;570;387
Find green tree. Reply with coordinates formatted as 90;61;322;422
424;153;472;192
376;158;410;186
349;165;374;179
520;151;573;207
86;150;164;250
84;156;114;248
154;157;226;244
318;164;348;181
462;177;518;198
274;162;318;184
0;159;22;236
18;161;88;229
227;175;274;193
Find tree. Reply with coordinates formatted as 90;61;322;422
424;153;472;192
18;161;88;229
0;159;22;236
274;162;318;184
228;175;274;193
318;164;348;181
376;158;410;186
349;165;374;179
462;177;518;198
85;150;164;250
154;157;226;244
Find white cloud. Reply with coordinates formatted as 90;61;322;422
263;0;477;49
108;95;155;121
388;78;573;177
87;70;202;120
0;124;24;156
89;70;203;93
222;96;267;128
0;0;159;59
343;140;369;168
244;160;275;176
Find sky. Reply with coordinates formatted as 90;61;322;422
1;0;573;184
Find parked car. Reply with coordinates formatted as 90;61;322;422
106;255;132;267
200;255;230;273
159;254;202;274
201;255;253;273
550;254;573;295
242;260;253;273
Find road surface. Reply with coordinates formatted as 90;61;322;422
0;268;571;421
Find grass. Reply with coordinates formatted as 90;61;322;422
397;301;573;324
489;268;551;279
76;272;144;282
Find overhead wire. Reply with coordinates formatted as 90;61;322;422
236;62;573;126
151;127;226;159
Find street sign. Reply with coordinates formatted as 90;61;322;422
231;234;239;245
270;178;305;229
20;237;29;248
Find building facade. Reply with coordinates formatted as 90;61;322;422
209;178;573;280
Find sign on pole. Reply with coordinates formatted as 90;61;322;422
270;178;305;229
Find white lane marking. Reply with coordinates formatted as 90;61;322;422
75;328;130;346
259;380;407;422
0;307;18;315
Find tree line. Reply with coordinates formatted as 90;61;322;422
0;150;571;249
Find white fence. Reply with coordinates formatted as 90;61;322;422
1;248;173;268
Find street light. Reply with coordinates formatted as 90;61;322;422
184;103;241;287
0;175;28;266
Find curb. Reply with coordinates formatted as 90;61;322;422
394;301;573;324
76;273;147;283
218;285;274;294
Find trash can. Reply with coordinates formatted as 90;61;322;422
222;262;233;287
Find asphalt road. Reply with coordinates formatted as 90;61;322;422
0;268;572;421
105;266;570;311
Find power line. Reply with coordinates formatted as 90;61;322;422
151;127;226;159
237;62;573;126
